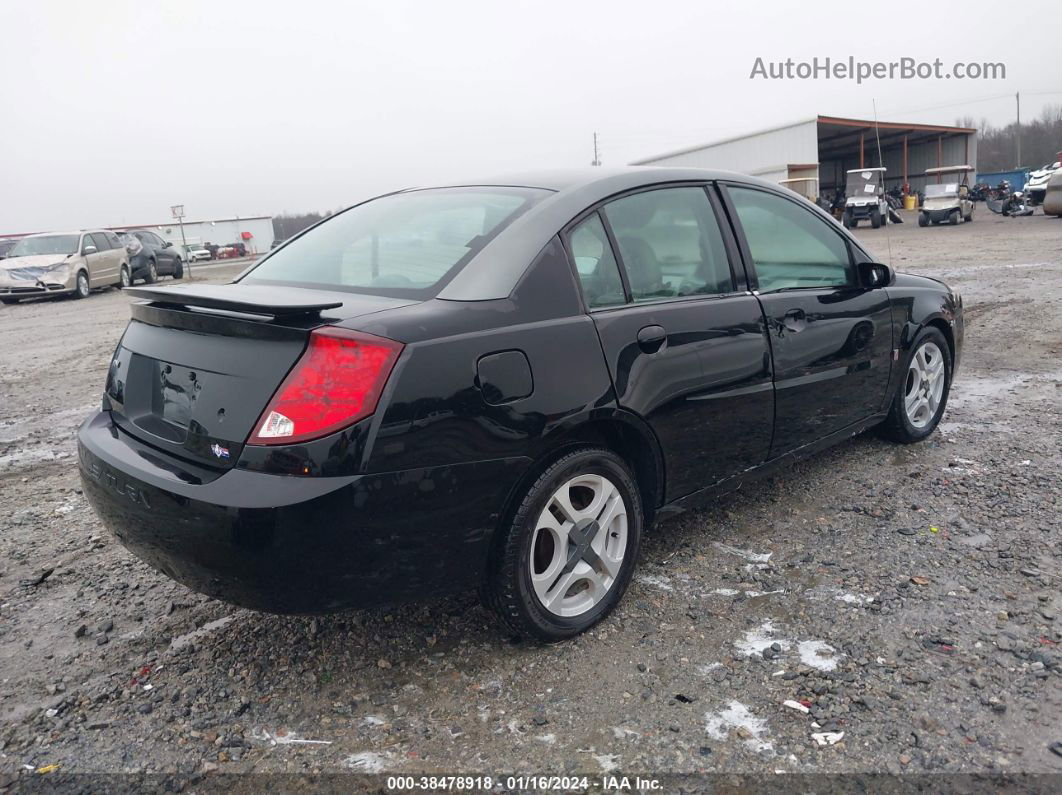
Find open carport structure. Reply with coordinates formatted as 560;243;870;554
633;115;978;200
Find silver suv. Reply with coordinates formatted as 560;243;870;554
0;230;129;304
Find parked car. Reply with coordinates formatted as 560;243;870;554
1;230;128;304
1023;161;1061;205
117;229;184;284
79;168;963;640
1043;170;1062;217
186;246;212;262
0;238;21;260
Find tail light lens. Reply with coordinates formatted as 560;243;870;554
248;327;403;446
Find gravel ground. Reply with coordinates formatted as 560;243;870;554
1;211;1060;789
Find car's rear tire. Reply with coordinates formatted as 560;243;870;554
173;259;184;279
964;207;973;222
73;270;90;299
879;326;952;444
918;212;928;227
842;211;853;229
870;208;882;229
949;209;959;225
483;447;643;642
118;265;130;289
145;258;158;284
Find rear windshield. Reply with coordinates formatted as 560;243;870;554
242;187;550;297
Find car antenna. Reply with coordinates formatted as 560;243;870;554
873;98;894;268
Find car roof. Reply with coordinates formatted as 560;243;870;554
436;167;787;301
24;230;103;238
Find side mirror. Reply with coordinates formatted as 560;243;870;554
163;241;173;248
82;245;97;255
858;261;892;288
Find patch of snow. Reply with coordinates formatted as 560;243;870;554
705;700;773;753
710;588;739;596
345;751;392;772
592;753;620;772
168;616;234;652
253;728;333;746
798;640;842;672
713;542;772;564
535;733;556;744
636;574;673;592
735;620;791;657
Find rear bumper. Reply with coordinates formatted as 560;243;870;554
78;411;529;613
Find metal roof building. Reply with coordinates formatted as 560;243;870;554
632;115;978;198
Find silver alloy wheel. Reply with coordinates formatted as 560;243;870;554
904;341;946;429
530;473;628;618
76;271;89;298
120;267;130;288
149;260;157;281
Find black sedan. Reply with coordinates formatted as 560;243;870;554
79;168;963;641
118;229;184;284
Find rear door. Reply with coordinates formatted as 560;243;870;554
566;184;773;502
721;183;893;457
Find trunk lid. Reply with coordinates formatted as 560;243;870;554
108;284;415;469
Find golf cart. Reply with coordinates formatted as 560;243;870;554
919;166;974;226
842;167;889;229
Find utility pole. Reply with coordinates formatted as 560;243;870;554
171;205;188;278
591;133;601;166
1016;92;1021;168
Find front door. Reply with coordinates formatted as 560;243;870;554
723;184;894;457
565;185;773;501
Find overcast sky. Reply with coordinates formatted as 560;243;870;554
1;0;1058;232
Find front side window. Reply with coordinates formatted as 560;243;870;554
602;187;733;302
243;187;549;297
729;187;853;292
91;232;111;251
567;213;625;309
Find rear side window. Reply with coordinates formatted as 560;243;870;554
103;231;122;248
728;187;853;292
567;213;625;309
244;187;549;298
90;232;111;251
602;187;733;302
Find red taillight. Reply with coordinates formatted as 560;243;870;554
247;327;403;446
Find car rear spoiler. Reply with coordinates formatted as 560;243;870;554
123;284;343;318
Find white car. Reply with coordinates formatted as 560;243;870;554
1024;161;1061;205
187;247;212;262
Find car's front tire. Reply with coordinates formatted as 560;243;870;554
483;447;643;642
173;258;184;279
73;270;90;299
879;327;952;443
145;258;158;284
